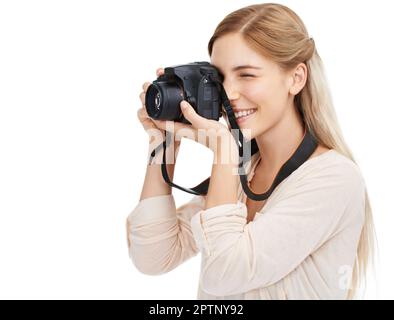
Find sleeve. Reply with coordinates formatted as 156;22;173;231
126;194;205;275
190;161;366;296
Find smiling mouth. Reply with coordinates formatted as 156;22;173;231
234;108;257;120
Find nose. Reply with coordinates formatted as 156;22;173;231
222;80;240;101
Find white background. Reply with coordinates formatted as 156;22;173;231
0;0;393;299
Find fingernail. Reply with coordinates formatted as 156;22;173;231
181;101;187;109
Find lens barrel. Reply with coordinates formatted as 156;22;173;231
145;82;184;121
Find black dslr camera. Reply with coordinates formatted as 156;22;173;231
145;62;224;124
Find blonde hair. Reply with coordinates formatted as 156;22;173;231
208;3;376;299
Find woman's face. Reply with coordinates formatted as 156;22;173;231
210;33;295;140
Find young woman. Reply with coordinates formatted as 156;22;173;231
127;3;375;299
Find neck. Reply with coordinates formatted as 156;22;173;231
255;103;305;174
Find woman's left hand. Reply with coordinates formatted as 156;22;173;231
151;100;236;155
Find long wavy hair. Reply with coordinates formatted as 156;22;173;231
207;3;376;299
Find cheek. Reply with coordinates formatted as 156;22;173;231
243;80;287;117
240;80;288;135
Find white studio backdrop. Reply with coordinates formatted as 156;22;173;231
0;0;392;299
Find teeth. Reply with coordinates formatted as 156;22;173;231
234;109;257;119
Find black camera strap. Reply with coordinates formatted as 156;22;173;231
148;84;318;201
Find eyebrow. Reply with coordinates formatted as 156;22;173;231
232;65;262;71
213;64;262;75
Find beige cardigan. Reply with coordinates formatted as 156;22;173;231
126;149;366;299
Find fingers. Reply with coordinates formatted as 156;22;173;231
140;82;151;106
139;91;145;106
137;107;150;130
142;81;151;92
152;119;195;141
156;68;164;77
150;118;166;131
180;100;206;128
137;107;148;120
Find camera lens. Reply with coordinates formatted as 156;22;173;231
154;92;161;111
145;85;161;117
145;82;184;121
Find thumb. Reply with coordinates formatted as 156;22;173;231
180;100;205;128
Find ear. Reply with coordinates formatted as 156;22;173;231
288;63;307;96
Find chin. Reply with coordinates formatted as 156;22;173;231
239;119;261;140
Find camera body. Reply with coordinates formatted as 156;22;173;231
145;62;223;124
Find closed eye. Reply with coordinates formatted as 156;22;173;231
240;74;255;78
